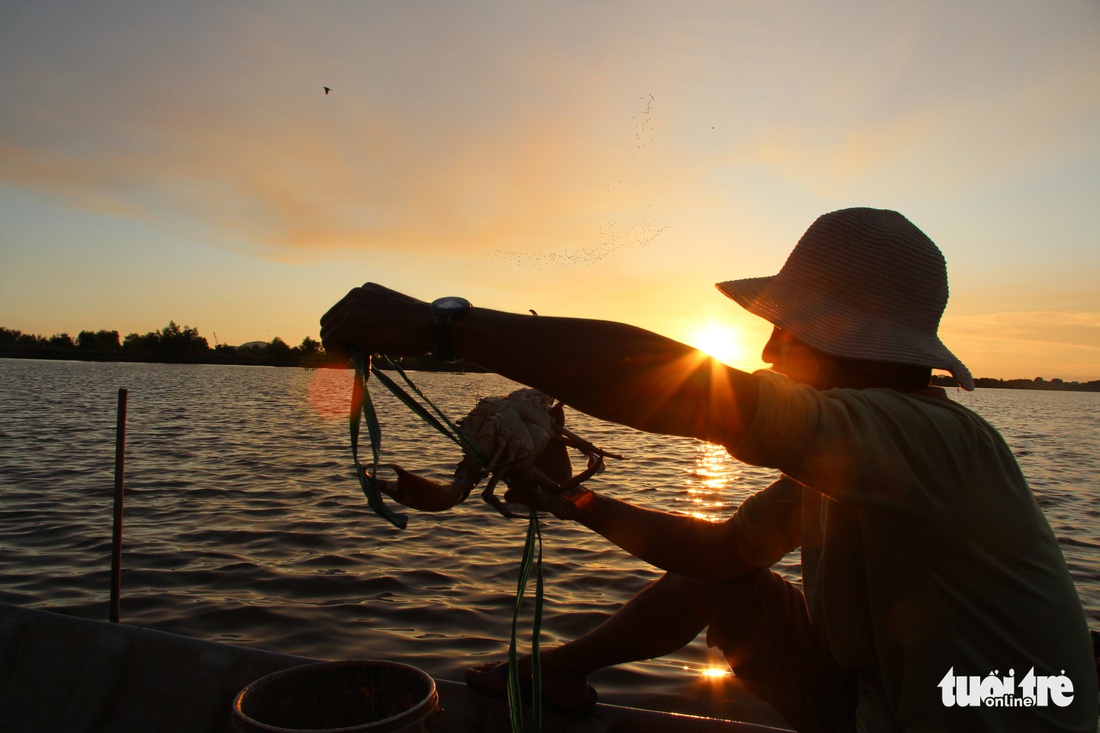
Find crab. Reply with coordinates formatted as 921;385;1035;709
377;388;621;518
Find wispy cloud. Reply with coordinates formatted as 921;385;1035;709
0;59;664;260
5;2;1094;263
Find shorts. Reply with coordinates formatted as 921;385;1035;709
705;568;858;733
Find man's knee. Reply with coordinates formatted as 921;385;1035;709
648;572;731;629
704;570;854;733
704;568;809;664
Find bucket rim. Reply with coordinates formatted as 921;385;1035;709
231;659;439;733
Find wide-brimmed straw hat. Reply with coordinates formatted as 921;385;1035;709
716;207;974;390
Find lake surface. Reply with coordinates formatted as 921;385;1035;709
1;358;1097;722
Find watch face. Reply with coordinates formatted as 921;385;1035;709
434;296;471;312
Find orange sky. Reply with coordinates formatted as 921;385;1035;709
1;2;1098;380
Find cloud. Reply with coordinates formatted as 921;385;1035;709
1;1;1097;272
716;62;1100;204
697;3;1100;203
0;2;707;262
0;33;666;262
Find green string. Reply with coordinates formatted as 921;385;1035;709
376;355;483;459
350;352;407;530
347;353;544;731
507;509;544;732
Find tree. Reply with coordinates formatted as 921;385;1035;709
17;333;44;349
48;333;75;349
78;329;121;351
0;327;20;347
267;336;292;359
120;322;209;356
123;331;159;353
96;330;121;351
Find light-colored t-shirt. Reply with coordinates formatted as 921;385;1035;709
729;370;1098;732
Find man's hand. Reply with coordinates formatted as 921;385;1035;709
319;283;432;359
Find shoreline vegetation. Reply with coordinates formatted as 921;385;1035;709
2;323;1097;391
0;322;485;373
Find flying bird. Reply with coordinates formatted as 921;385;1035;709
323;87;331;95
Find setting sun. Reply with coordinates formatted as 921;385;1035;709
686;321;746;366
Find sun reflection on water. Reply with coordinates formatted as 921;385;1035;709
681;441;741;521
699;665;732;679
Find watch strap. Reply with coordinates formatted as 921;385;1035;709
429;297;471;362
431;317;457;362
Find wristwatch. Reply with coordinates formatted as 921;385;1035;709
429;296;472;362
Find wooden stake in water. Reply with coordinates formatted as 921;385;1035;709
110;388;127;623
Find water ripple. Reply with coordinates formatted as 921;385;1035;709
1;360;1097;719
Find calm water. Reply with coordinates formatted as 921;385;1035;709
1;359;1097;721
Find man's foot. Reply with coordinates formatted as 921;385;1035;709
464;659;598;718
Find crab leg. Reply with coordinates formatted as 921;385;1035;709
561;428;624;461
484;443;509;473
551;453;606;494
482;465;532;519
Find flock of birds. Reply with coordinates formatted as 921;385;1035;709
634;93;655;151
490;94;671;268
490;213;670;268
322;85;672;269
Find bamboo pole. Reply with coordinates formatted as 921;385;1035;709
110;388;127;623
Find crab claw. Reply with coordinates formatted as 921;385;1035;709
376;465;467;512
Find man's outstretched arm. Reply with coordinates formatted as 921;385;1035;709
320;283;758;444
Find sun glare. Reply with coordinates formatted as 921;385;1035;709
685;663;732;680
687;321;745;366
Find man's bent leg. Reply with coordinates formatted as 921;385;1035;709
707;569;856;733
546;571;728;677
469;572;727;708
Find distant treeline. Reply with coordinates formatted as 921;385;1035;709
0;322;337;368
928;375;1100;392
1;324;1096;388
0;323;481;371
